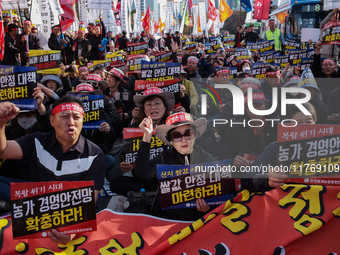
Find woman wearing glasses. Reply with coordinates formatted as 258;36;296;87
134;112;217;221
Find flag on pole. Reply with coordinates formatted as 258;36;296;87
60;0;76;32
114;0;121;26
198;14;202;32
208;0;218;21
141;11;145;22
142;6;150;32
219;0;233;23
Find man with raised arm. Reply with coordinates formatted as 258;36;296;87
0;96;105;245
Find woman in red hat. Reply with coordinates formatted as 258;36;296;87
133;112;223;221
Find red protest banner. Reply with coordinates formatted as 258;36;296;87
1;185;340;254
10;181;96;239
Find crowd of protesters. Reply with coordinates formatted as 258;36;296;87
0;9;339;242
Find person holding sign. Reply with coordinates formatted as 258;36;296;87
0;87;48;211
263;19;285;52
242;102;317;192
0;96;105;244
319;9;339;60
16;20;43;66
110;88;175;195
103;68;134;136
134;112;219;221
90;26;107;61
312;40;340;105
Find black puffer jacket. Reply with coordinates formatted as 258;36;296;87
134;141;222;221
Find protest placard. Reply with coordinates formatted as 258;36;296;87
11;181;96;239
277;124;340;184
29;50;61;74
126;42;148;55
141;60;181;82
121;128;170;167
157;159;234;209
0;65;37;109
251;62;269;80
67;91;105;129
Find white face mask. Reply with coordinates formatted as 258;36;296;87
243;66;251;72
18;116;37;130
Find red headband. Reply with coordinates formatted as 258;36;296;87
78;66;89;72
8;28;19;31
188;57;198;64
240;83;260;89
78;30;85;34
75;84;94;92
244;93;266;104
108;68;124;79
216;69;230;75
166;112;193;125
51;103;84;116
322;59;336;65
87;25;95;28
87;74;102;81
23;20;32;25
143;87;163;96
266;70;280;76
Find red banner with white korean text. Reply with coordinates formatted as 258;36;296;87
1;185;340;254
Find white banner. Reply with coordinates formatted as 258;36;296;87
174;2;180;32
78;0;87;24
192;5;198;36
133;13;137;33
198;1;207;32
49;0;64;25
324;0;340;10
167;0;174;33
121;0;129;37
213;9;220;35
135;0;141;33
150;11;155;35
108;10;117;33
87;0;112;10
179;0;188;33
163;5;168;33
206;19;213;31
30;0;42;25
1;0;28;10
128;0;134;11
39;0;51;49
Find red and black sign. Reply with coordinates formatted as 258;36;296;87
29;52;61;71
126;42;148;55
277;124;340;184
11;181;96;239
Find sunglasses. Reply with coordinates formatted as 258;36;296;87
170;129;195;143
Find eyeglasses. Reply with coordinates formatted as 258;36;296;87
170;129;195;143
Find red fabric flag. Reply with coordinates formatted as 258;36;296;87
254;0;270;20
142;6;150;32
114;0;121;26
60;0;75;32
208;0;218;21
